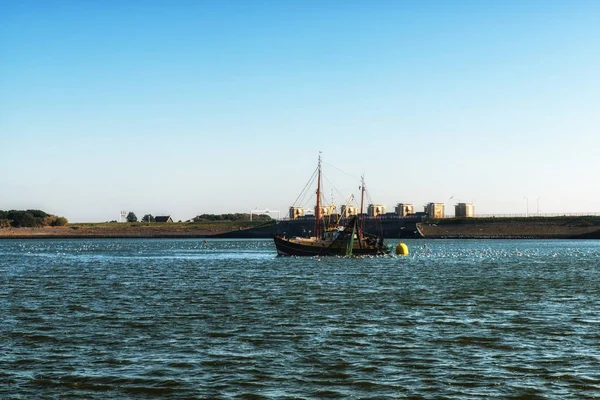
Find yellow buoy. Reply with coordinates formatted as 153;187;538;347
395;242;409;256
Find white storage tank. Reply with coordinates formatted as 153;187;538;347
289;207;305;219
425;203;445;218
395;203;414;217
341;205;359;217
455;203;475;218
367;204;386;217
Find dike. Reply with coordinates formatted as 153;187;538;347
1;216;599;240
417;216;600;239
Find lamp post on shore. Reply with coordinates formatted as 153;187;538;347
523;196;529;217
537;197;541;216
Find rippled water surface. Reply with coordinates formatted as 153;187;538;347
2;239;600;399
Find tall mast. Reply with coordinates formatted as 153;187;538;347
359;175;365;241
315;153;322;238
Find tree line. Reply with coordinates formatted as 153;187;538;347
0;210;68;228
122;212;272;223
124;212;156;223
193;213;271;222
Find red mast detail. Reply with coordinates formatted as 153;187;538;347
358;175;365;242
315;154;322;238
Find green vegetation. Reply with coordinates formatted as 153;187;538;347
53;217;68;226
126;212;138;223
0;210;69;228
193;213;271;222
67;220;274;231
0;211;274;232
142;214;155;222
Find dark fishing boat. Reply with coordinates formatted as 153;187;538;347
273;155;390;257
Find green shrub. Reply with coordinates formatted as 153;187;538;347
53;217;68;226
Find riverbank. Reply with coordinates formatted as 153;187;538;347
417;216;600;239
1;216;600;239
0;221;271;239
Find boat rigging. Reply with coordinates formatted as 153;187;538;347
273;154;391;257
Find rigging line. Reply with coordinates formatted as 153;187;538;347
362;181;384;237
322;160;361;183
335;194;356;225
363;178;375;206
300;193;316;210
298;176;317;208
322;174;351;205
366;190;374;206
291;167;318;207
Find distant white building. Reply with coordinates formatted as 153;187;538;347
341;205;359;217
455;203;475;218
315;205;333;217
289;207;305;219
395;203;414;216
368;204;386;217
425;203;445;218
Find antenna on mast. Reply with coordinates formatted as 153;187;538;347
315;152;322;239
359;175;366;240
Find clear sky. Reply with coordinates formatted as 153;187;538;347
1;0;599;222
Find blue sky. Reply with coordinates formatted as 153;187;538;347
1;0;599;222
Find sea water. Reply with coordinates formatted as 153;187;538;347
1;238;599;399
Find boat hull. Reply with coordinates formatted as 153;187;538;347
273;235;387;257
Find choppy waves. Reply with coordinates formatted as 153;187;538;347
1;239;600;398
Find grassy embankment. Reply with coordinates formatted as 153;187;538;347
426;215;600;225
418;215;600;239
3;216;600;239
0;220;276;238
